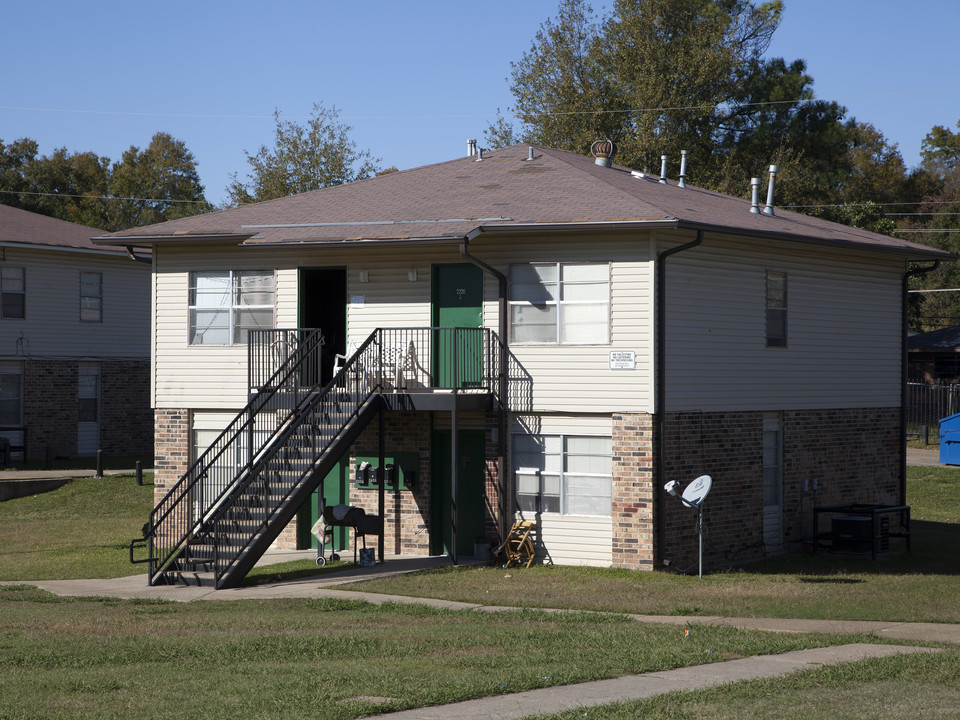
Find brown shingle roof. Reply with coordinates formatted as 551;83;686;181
94;145;952;260
1;203;125;253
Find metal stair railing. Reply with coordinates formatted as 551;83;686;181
202;332;386;587
133;328;323;584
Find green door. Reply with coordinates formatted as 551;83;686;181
432;264;483;388
430;429;487;557
297;460;350;551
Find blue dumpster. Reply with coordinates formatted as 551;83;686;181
939;412;960;465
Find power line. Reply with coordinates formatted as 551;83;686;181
2;86;959;122
0;188;208;204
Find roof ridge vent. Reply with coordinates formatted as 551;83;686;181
591;139;615;168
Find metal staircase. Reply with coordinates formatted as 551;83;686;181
131;330;386;589
131;325;506;589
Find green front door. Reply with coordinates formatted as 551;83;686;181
297;460;350;551
430;429;486;557
432;264;483;388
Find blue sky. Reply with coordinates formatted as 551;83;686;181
3;1;958;206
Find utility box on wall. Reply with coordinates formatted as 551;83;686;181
354;451;418;490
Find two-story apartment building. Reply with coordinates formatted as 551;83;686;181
0;204;152;463
95;145;950;588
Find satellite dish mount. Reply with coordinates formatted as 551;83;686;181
664;474;712;578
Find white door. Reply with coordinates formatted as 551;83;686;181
77;363;100;456
762;413;783;554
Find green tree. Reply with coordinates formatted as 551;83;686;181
921;120;960;191
495;0;783;173
108;132;211;230
1;133;209;230
227;103;380;205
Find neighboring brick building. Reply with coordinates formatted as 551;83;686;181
0;204;152;463
97;144;950;587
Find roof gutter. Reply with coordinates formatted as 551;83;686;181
460;231;509;544
125;246;152;264
655;229;704;569
902;261;940;507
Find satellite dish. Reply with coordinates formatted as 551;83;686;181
681;474;712;508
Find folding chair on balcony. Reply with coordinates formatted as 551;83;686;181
332;342;366;391
495;521;537;568
371;339;418;392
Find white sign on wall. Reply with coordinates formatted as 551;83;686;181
609;350;636;370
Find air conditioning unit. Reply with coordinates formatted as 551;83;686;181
832;515;889;554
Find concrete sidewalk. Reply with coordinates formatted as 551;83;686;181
362;643;940;720
9;551;960;646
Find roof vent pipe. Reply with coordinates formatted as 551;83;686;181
750;177;761;214
467;139;477;157
678;150;688;188
763;165;778;216
476;147;484;162
659;155;668;184
527;146;535;161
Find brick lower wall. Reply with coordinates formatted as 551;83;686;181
24;358;77;460
99;361;153;456
22;358;151;461
658;407;903;573
348;412;434;555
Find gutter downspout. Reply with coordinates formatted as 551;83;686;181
460;236;510;543
126;246;152;264
655;230;704;568
902;261;940;507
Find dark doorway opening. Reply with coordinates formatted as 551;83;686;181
298;267;347;384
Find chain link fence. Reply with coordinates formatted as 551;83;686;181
907;382;960;444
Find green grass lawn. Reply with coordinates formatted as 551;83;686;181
0;465;958;719
343;465;960;624
0;474;154;580
0;583;938;720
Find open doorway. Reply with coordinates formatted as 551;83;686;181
298;267;347;384
297;267;349;551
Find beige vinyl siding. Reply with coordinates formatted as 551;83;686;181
663;235;906;411
0;246;149;360
511;413;613;567
477;232;656;415
154;236;656;414
534;514;612;566
154;248;278;409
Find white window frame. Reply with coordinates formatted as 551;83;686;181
509;262;610;344
188;270;275;345
513;433;612;517
80;271;103;323
1;266;25;320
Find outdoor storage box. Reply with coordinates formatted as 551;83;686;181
939;412;960;465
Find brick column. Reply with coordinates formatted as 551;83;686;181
611;413;656;569
153;409;190;507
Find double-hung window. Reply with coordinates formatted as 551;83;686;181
188;271;275;345
510;262;610;344
80;271;102;322
513;434;612;516
1;267;25;319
